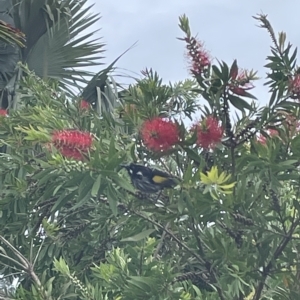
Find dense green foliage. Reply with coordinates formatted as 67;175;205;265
1;7;300;300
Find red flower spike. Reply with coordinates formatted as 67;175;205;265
185;37;211;75
141;117;180;152
52;130;93;160
193;116;223;149
0;109;7;116
52;130;93;150
59;146;85;160
80;100;90;110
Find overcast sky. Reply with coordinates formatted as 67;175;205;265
86;1;300;105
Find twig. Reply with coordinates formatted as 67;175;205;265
139;247;144;276
133;210;206;265
0;236;46;299
189;219;206;257
158;158;172;173
153;221;170;259
253;220;299;300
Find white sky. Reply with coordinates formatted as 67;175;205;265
86;0;300;106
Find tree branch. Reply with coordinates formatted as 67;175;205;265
253;220;299;300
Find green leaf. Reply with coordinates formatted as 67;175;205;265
121;229;156;242
212;65;223;81
111;174;135;193
51;190;77;212
228;94;253;111
278;160;297;166
182;162;193;183
73;190;92;210
108;135;117;159
293;199;300;215
106;152;127;170
290;48;297;64
53;184;63;196
184;147;201;163
178;194;185;214
91;175;101;197
242;91;257;100
107;184;118;216
78;174;93;198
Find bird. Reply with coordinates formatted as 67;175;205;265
120;163;178;194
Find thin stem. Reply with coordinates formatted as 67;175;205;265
231;145;236;176
190;219;205;257
133;210;206;265
154;221;170;259
0;253;25;270
139;247;144;276
0;235;47;299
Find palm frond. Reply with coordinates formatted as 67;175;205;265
0;0;105;107
0;20;25;47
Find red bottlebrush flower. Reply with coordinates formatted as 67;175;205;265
141;117;180;152
289;74;300;99
229;67;254;96
0;109;7;116
59;146;85;160
80;100;90;110
193;116;223;149
185;37;211;76
52;129;93;150
52;129;93;160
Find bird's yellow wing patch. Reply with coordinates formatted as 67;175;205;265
152;175;169;184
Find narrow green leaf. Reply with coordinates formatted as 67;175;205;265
278;160;297;166
121;229;155;242
293;199;300;215
243;91;257;100
111;175;135;193
212;65;223;80
107;184;118;216
51;190;77;212
91;175;101;197
184;147;201;163
228;94;253;111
